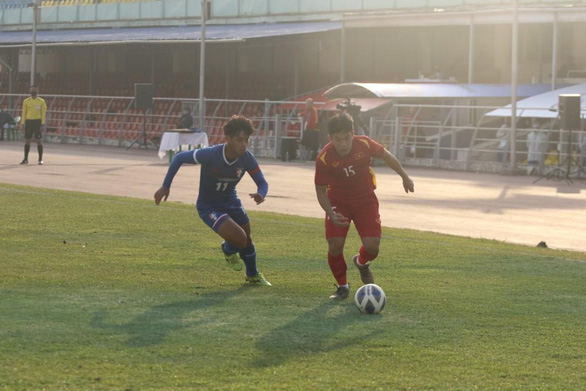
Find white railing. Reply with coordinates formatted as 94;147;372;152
3;93;585;174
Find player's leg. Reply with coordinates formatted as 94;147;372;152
35;128;43;164
352;195;381;284
325;204;351;299
226;206;271;286
216;217;247;271
235;222;271;286
21;138;31;164
327;236;347;285
327;236;350;299
21;121;35;164
198;207;245;271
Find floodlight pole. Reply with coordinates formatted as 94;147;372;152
551;12;558;91
510;0;519;170
198;0;208;133
0;57;12;92
468;15;474;84
340;23;346;83
30;0;41;86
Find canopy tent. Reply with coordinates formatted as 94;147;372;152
277;95;392;113
485;83;586;119
324;82;551;100
0;21;342;46
321;98;392;112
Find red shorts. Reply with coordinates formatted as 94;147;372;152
325;192;381;239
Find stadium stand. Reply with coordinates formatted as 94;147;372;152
39;0;153;5
0;0;28;9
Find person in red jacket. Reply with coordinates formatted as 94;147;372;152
299;98;320;160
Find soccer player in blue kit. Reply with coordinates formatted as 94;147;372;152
154;115;271;286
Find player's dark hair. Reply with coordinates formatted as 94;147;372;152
223;115;254;137
327;112;354;135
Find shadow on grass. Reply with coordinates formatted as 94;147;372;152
252;302;381;368
90;287;247;347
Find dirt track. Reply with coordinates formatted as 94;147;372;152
1;141;584;252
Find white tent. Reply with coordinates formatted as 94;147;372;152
324;83;550;100
485;83;586;119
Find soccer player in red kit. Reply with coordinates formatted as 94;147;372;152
314;112;414;300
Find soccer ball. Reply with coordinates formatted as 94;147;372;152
354;283;386;314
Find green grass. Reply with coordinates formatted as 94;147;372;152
1;183;586;390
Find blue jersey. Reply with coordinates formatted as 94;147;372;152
162;144;268;209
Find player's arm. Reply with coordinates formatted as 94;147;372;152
315;185;349;227
154;150;197;205
248;167;268;205
381;149;414;193
20;100;27;129
41;99;47;126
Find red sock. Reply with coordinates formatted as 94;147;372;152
357;245;378;266
328;252;347;286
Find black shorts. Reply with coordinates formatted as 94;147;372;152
24;119;43;140
301;129;319;150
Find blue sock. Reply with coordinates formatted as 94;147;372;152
222;241;239;255
240;243;258;277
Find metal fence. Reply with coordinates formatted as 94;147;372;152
0;93;314;160
2;93;585;176
369;102;586;175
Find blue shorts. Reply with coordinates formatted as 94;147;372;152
197;202;250;232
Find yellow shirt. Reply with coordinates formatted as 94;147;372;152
21;97;47;125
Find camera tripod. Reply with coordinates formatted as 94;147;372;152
533;127;586;184
350;112;369;136
126;109;158;150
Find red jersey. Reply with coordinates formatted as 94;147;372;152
314;135;385;201
299;107;319;131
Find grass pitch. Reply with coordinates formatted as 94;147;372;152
1;183;586;390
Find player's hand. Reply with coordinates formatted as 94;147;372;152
329;211;350;227
403;177;414;193
154;186;170;205
249;193;265;205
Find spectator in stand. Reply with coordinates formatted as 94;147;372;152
0;103;15;142
281;110;301;162
299;98;320;160
286;110;301;137
176;107;194;130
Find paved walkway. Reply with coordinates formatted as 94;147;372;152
1;141;584;252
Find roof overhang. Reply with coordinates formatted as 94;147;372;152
341;7;586;28
0;21;342;47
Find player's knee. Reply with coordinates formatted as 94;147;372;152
328;241;344;255
233;234;248;249
363;243;380;258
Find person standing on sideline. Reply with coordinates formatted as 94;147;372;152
20;85;47;165
299;98;320;160
154;115;272;286
314;112;414;300
496;118;511;164
0;103;15;141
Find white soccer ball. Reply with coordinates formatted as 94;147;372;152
354;283;386;314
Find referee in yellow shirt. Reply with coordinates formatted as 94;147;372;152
20;85;47;165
